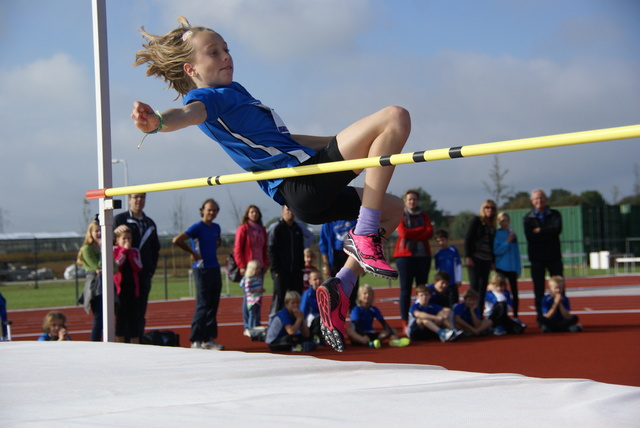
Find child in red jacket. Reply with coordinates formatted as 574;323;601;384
114;225;143;343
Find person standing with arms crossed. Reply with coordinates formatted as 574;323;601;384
114;193;160;340
173;198;225;350
523;189;563;320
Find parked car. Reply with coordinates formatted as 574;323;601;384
63;264;87;280
27;268;55;280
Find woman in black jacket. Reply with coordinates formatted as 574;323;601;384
464;200;497;313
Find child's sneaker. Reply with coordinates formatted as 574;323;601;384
493;325;507;336
568;324;583;333
438;329;454;343
343;228;398;280
369;339;382;349
202;340;224;350
316;277;350;352
514;318;527;329
389;337;411;348
190;341;202;349
291;344;303;352
449;329;463;342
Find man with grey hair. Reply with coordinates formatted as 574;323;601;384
523;189;563;319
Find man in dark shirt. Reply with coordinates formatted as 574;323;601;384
523;189;563;318
268;205;305;318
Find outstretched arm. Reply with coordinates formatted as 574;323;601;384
131;101;207;133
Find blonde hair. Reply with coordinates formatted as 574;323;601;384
497;211;510;222
245;260;260;278
77;221;100;265
42;311;66;333
479;199;497;227
284;290;301;304
357;284;374;304
489;272;507;287
548;275;565;289
134;16;217;97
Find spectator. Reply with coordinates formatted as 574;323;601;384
483;272;525;335
426;271;452;307
523;189;563;319
434;229;463;307
493;212;523;321
113;225;143;344
114;193;160;339
539;276;582;333
265;291;316;352
347;284;409;348
240;260;266;337
38;311;71;341
300;270;323;341
77;220;103;341
464;199;497;316
406;284;461;342
303;248;319;290
173;198;224;350
453;289;492;337
268;205;305;317
393;189;434;330
234;205;269;331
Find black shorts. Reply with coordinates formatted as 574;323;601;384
277;137;361;224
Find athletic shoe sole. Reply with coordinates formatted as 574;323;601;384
316;279;348;352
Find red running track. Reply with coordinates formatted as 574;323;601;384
7;276;640;387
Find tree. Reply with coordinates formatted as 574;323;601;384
580;190;606;206
449;210;475;240
548;188;573;206
483;155;512;208
172;194;186;234
502;191;531;210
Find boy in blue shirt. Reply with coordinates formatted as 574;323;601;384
266;291;316;352
427;271;452;307
539;276;582;333
434;230;462;307
407;284;461;342
452;289;492;337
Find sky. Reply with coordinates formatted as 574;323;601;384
0;0;639;235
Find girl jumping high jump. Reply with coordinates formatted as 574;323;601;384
130;17;410;352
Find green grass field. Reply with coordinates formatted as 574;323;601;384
2;264;631;310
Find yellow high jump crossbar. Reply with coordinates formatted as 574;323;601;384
86;124;640;200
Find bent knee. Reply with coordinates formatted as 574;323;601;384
382;106;411;134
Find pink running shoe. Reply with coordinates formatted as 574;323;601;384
316;277;350;352
343;228;398;280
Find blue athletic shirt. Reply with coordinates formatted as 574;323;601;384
183;82;315;203
350;305;384;334
453;302;481;325
185;221;221;269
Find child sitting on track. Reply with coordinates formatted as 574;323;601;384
539;276;583;333
265;291;316;352
407;284;461;342
130;16;410;352
453;288;493;337
347;284;409;349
